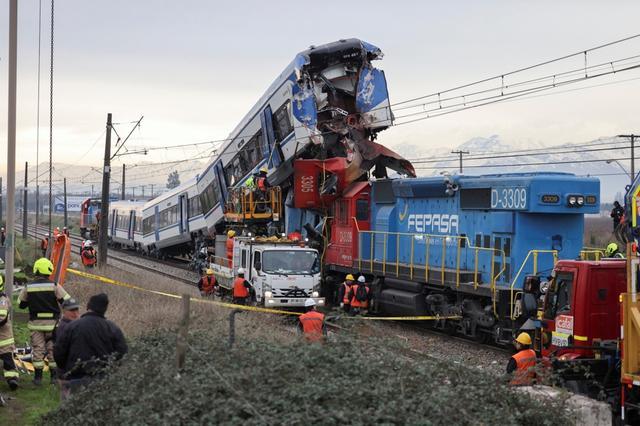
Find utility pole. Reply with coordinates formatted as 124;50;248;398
6;0;18;299
150;183;154;198
618;134;638;183
132;186;136;199
22;162;27;238
91;184;94;198
97;113;112;267
121;164;125;200
0;177;3;226
141;185;145;199
63;177;67;228
451;150;469;173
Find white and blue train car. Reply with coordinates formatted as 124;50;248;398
142;178;207;257
196;38;394;235
108;200;146;250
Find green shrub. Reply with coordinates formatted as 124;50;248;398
41;329;572;425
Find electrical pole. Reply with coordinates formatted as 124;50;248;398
63;177;67;228
0;177;3;226
618;134;638;183
451;150;469;173
6;0;18;299
97;113;112;267
121;164;125;200
141;185;145;199
22;162;27;238
150;183;154;198
132;186;135;199
91;184;94;198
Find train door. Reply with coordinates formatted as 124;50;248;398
179;194;189;235
214;162;227;203
128;210;135;240
110;209;117;237
154;206;160;243
260;105;281;168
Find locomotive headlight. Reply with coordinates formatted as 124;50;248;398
568;196;576;206
577;196;584;206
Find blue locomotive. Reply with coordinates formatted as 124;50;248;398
324;172;599;344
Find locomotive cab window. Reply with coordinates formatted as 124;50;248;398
543;272;574;319
355;199;369;221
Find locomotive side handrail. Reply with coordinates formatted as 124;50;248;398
508;249;558;320
353;219;506;314
579;247;605;261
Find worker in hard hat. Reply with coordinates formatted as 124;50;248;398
507;332;536;385
226;230;236;267
605;242;624;258
298;298;326;342
53;227;61;239
19;257;72;385
0;275;19;390
337;274;355;313
232;268;252;305
197;269;218;298
349;275;371;315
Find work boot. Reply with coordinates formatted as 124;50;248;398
50;369;57;385
7;378;18;390
33;368;43;386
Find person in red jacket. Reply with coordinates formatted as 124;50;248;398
298;298;326;342
337;274;355;313
197;269;218;298
232;268;252;305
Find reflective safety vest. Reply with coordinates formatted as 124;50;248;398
350;284;370;308
226;237;234;267
510;349;536;385
201;276;217;294
299;310;325;342
233;277;249;298
25;282;61;322
342;282;352;304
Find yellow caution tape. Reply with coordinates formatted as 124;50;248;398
66;268;463;321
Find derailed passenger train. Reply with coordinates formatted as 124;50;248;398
320;172;600;344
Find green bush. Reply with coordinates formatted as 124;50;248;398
41;330;573;425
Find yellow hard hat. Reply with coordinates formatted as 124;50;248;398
227;230;236;238
345;274;355;281
33;257;54;276
515;332;532;346
206;269;214;275
606;242;618;256
260;166;268;173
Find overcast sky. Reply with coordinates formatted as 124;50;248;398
0;0;639;183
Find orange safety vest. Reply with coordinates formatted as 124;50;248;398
287;232;302;241
81;248;97;266
233;277;249;298
510;349;537;385
342;282;352;304
299;310;325;342
350;284;370;308
201;276;217;294
226;237;234;267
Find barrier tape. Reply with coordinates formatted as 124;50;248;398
66;268;462;321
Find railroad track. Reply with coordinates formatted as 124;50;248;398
15;223;197;286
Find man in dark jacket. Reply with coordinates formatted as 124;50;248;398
54;293;127;394
611;201;624;233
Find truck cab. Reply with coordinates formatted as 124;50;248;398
211;236;324;308
542;259;626;357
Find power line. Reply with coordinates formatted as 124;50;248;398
414;156;635;170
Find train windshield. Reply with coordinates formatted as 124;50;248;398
261;250;320;275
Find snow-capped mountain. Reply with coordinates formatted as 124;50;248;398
391;135;630;202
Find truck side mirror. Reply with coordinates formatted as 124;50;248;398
255;261;261;271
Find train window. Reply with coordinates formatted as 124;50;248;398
199;178;221;214
475;234;482;248
460;188;491;209
335;200;348;224
494;237;501;253
483;235;490;248
272;101;293;143
188;196;201;218
143;217;153;235
459;234;466;248
503;238;511;257
224;130;265;188
355;199;369;221
135;217;142;233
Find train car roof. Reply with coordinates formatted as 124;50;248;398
143;177;197;209
109;200;146;210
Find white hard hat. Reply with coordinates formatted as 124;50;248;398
358;276;366;283
304;298;316;307
84;240;92;247
237;268;245;275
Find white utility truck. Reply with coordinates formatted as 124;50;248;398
210;236;325;308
